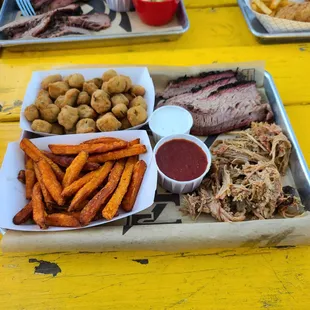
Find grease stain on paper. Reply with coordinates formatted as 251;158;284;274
29;258;61;277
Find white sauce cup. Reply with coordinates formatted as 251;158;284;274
149;106;193;144
153;134;212;194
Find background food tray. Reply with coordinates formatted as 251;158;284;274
0;0;189;48
238;0;310;43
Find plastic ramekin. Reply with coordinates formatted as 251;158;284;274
106;0;133;12
153;134;212;194
149;106;193;144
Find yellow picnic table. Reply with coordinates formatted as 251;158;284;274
1;0;310;309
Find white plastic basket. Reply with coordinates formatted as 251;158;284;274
246;0;310;33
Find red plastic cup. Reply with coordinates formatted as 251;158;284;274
133;0;179;26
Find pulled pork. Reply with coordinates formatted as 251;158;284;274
182;122;304;222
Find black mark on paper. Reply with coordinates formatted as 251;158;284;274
122;203;182;235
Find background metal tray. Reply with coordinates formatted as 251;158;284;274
238;0;310;43
0;0;189;47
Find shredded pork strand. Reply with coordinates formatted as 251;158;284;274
182;122;304;222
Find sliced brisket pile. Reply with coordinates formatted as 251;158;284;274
157;70;273;136
0;4;111;39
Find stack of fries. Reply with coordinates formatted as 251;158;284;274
251;0;290;16
14;137;147;229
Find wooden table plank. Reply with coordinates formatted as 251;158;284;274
184;0;238;7
1;247;310;309
1;44;310;109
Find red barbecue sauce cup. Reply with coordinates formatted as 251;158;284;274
133;0;179;26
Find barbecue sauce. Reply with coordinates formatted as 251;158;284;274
155;139;208;181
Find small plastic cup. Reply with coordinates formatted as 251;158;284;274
153;134;212;194
106;0;133;12
149;106;193;144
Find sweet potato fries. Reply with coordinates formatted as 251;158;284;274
13;136;148;229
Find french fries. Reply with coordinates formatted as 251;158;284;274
81;137;126;145
253;0;272;15
32;183;47;229
13;201;33;225
81;137;140;147
89;144;147;163
14;136;149;229
38;159;65;206
25;158;36;199
25;169;36;200
251;0;289;15
79;159;126;226
43;151;100;171
49;141;128;155
128;139;140;146
121;160;147;212
46;213;81;227
20;138;64;181
68;161;114;211
17;170;26;184
61;170;97;198
102;157;137;220
34;163;55;210
25;157;34;170
62;151;88;188
270;0;282;10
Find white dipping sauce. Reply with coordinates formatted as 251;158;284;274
149;106;193;143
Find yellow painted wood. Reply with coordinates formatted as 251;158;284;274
184;0;238;7
0;247;310;309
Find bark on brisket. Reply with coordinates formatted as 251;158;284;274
32;0;83;13
159;77;238;108
68;14;111;31
162;70;237;99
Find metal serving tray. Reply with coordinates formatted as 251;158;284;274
263;71;310;207
238;0;310;43
0;0;189;47
0;69;309;236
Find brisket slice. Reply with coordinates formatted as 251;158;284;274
39;26;91;38
158;76;238;109
38;0;82;13
161;70;237;99
68;14;111;31
188;81;273;136
31;0;52;9
0;4;82;39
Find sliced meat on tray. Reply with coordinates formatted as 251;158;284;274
158;76;238;109
161;70;237;99
39;26;91;38
32;0;83;13
189;81;273;135
0;4;111;39
68;14;111;31
31;0;51;9
0;4;82;39
157;72;273;136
